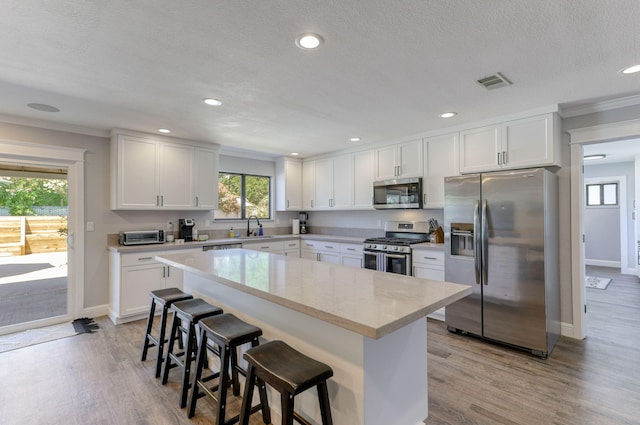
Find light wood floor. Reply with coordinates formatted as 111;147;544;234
0;268;638;425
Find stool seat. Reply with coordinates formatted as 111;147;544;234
198;313;263;347
162;298;223;408
141;287;193;378
241;340;334;425
243;340;334;396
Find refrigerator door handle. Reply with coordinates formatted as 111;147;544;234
482;199;489;285
473;200;481;284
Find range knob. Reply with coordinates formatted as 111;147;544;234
381;245;387;250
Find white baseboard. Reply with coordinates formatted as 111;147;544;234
83;304;109;319
585;259;621;268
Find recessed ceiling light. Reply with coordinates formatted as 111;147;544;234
158;128;171;134
584;154;606;160
27;103;60;112
620;64;640;74
295;33;323;49
439;112;457;118
204;98;222;106
291;152;300;156
349;137;361;142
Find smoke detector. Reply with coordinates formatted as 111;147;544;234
477;73;512;90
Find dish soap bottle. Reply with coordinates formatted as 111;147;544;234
258;224;263;236
229;227;235;238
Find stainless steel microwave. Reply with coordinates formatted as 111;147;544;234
119;230;165;245
373;177;423;209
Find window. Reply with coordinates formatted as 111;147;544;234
217;172;271;219
586;183;618;206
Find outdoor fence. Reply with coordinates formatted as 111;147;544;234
0;216;67;256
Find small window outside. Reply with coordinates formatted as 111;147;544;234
217;172;271;219
586;183;618;206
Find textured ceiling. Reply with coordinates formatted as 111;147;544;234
1;1;640;158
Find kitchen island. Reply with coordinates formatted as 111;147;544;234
156;249;470;425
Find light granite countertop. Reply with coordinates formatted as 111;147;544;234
156;249;471;339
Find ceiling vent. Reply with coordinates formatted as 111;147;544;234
477;73;512;90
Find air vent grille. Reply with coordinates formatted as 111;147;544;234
477;73;512;90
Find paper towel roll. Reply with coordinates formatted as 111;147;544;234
292;219;300;235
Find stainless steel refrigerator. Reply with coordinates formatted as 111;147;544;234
444;168;560;358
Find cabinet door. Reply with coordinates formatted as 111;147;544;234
301;250;318;261
276;158;302;211
332;153;352;209
115;136;159;208
159;143;195;208
314;158;333;209
503;114;556;169
459;125;501;173
353;150;374;209
121;264;165;316
423;133;459;208
194;147;219;209
341;255;362;268
412;265;444;281
302;160;315;210
164;266;184;290
318;252;340;264
374;145;398;180
397;140;423;177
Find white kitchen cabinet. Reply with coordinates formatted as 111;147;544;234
353;149;374;209
108;248;200;324
308;154;353;210
242;239;300;257
300;239;341;264
423;133;459;208
282;240;301;257
111;131;220;210
194;147;219;209
340;243;363;268
374;139;423;180
459;113;560;174
412;248;444;281
276;158;302;211
302;160;316;210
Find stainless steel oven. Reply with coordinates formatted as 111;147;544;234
363;221;431;276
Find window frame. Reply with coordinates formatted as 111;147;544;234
217;171;271;220
585;182;618;207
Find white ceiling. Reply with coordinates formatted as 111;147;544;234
1;1;640;158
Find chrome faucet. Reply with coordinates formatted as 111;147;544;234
247;215;261;237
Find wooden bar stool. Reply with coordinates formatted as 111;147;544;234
188;313;271;425
141;287;193;378
161;298;224;408
239;340;334;425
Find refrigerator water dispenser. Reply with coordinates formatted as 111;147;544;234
450;223;474;257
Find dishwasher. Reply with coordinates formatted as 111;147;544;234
202;243;242;251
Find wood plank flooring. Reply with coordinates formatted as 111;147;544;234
0;268;638;425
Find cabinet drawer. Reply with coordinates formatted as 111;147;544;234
283;240;300;250
121;248;200;267
301;239;339;252
412;250;444;266
340;243;363;255
243;241;285;252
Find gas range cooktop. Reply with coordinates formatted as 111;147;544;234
363;221;431;253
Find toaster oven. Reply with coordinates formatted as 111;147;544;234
119;230;165;245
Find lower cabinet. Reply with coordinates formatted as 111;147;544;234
301;239;363;267
340;243;363;268
412;248;444;280
242;239;300;257
109;248;200;324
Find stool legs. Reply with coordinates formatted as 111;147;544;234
161;311;198;408
140;300;156;362
140;300;171;378
239;363;271;425
317;382;333;425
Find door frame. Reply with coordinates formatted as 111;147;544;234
568;118;640;339
0;139;85;334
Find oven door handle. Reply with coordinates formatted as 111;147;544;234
384;253;407;259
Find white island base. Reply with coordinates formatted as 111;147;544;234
187;272;427;425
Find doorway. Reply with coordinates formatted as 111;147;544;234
0;167;69;329
0;139;85;336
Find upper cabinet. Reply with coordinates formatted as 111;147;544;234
275;158;302;211
459;113;560;174
352;149;374;209
374;139;423;180
302;160;315;210
310;154;353;210
110;131;219;210
423;133;459;209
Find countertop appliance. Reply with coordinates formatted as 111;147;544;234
444;168;560;358
363;221;431;275
178;218;195;241
373;177;422;209
119;230;164;245
299;212;308;234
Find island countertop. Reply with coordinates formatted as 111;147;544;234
156;249;471;339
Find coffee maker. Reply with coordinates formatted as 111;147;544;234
299;212;308;234
178;218;195;241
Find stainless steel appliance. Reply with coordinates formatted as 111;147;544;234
178;218;195;241
373;177;422;209
119;230;165;245
444;168;560;358
363;221;430;275
299;212;308;234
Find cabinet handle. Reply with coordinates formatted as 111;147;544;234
166;266;170;278
160;195;164;206
156;195;160;206
325;245;334;249
311;200;314;208
288;243;296;247
346;248;356;251
497;153;501;166
316;253;320;261
423;193;427;204
503;151;507;165
287;199;290;209
423;256;437;260
162;267;166;278
195;196;199;207
138;257;153;261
